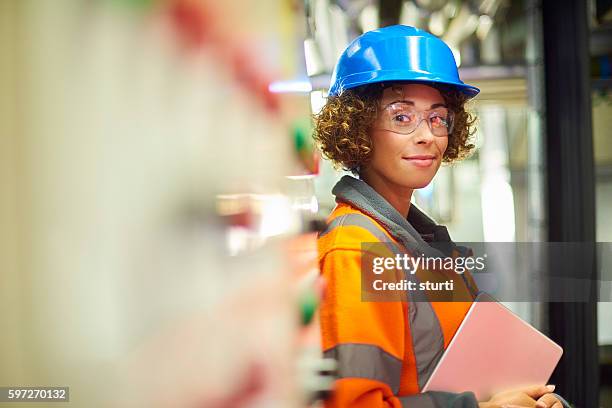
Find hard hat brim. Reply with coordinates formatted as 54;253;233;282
329;70;480;98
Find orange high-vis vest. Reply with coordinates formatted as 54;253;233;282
318;176;480;407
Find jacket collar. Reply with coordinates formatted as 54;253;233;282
332;175;453;256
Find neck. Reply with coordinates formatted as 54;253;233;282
360;171;413;219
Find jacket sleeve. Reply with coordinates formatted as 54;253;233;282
319;248;479;408
399;392;479;407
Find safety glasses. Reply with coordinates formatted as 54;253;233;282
375;102;454;137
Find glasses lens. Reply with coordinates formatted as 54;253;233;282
385;103;419;133
382;103;453;136
428;108;453;136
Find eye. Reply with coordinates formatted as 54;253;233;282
429;112;449;128
392;112;416;124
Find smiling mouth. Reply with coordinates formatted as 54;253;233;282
402;155;436;168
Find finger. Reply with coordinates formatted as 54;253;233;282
523;384;556;398
552;404;563;408
501;405;530;408
536;394;557;408
537;392;561;408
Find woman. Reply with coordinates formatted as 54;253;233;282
313;25;566;408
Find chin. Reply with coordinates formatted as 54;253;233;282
400;174;435;189
411;180;433;189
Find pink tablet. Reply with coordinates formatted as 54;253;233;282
421;294;563;400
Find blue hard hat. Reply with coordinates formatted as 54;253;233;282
328;25;479;98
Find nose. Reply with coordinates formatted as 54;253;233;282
412;119;435;145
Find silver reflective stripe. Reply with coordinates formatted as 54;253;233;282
320;213;404;258
323;343;402;394
321;212;446;391
319;214;395;245
408;295;445;390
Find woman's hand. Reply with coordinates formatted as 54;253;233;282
533;391;564;408
478;384;556;408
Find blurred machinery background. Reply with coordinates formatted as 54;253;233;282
0;0;611;407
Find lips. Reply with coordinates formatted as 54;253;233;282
402;154;436;168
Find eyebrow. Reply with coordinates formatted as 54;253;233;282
385;99;447;109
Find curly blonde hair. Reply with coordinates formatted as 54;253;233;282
313;82;477;174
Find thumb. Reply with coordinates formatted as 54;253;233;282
523;384;556;398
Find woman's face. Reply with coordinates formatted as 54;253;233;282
362;83;449;190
